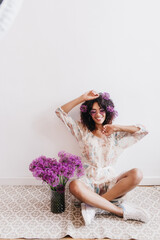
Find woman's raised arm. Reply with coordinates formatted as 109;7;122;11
61;90;99;113
55;90;99;141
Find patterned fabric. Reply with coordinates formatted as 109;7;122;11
0;184;160;240
55;107;148;191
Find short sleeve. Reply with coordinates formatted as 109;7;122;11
113;124;149;149
55;107;84;142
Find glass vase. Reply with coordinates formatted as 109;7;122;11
51;188;65;213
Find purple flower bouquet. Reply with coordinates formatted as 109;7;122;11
29;151;84;192
29;151;84;213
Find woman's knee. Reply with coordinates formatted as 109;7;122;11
69;179;81;195
130;168;143;185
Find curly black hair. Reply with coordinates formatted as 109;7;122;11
80;93;117;131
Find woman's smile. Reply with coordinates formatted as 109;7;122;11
95;116;103;121
90;102;106;125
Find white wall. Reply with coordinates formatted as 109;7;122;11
0;0;160;185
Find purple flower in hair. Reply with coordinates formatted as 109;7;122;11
102;92;110;100
80;104;87;113
107;105;114;112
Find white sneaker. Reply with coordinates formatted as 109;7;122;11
81;203;96;225
120;202;150;223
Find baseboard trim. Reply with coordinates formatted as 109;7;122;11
0;177;160;185
140;177;160;185
0;177;42;185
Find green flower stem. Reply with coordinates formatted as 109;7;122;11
59;175;61;184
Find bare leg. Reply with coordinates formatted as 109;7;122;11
69;179;123;217
101;168;143;201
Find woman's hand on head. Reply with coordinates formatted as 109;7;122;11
102;124;117;136
82;90;99;101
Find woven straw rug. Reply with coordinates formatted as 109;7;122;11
0;183;160;240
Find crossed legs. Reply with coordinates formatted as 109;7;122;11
69;168;143;217
101;168;143;200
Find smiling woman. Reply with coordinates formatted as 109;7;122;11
0;0;23;39
80;92;118;132
55;90;149;225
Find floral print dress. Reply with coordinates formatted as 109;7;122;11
55;107;148;194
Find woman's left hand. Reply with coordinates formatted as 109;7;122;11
102;124;117;136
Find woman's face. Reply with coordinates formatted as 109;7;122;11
90;102;106;125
